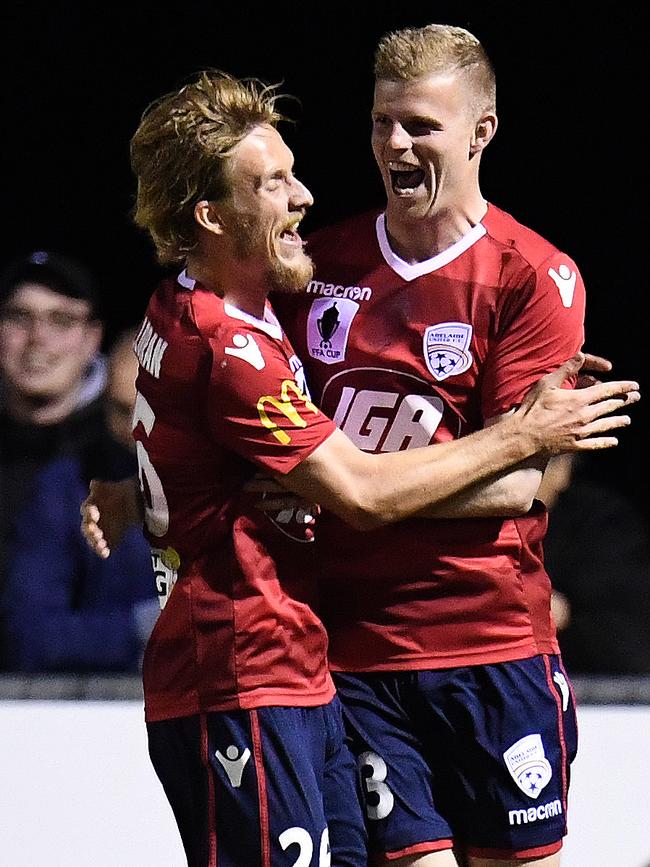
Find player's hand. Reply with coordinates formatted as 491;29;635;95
576;351;612;388
551;590;571;632
80;477;142;558
244;473;321;538
517;352;640;453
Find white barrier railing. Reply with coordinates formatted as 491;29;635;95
0;679;648;867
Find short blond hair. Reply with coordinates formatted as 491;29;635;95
130;70;285;264
374;24;496;116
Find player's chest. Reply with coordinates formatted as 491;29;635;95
291;275;499;448
295;271;498;387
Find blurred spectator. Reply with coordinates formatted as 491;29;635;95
2;327;158;673
538;454;650;674
0;250;108;666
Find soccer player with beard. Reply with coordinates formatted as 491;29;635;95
86;70;637;867
272;23;627;867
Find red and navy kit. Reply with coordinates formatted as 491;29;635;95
334;656;578;861
274;204;586;860
276;203;586;673
132;271;338;722
148;699;367;867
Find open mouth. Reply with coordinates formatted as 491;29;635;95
278;221;305;250
389;163;425;195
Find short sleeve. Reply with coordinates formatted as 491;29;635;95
205;325;336;474
481;252;586;419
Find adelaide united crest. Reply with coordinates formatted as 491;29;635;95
423;321;473;381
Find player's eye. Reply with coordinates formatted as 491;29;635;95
265;171;286;191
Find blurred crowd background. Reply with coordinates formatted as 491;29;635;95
0;2;647;678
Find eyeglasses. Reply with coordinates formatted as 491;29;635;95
0;306;91;335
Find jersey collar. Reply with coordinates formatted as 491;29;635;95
177;270;282;339
375;213;487;282
177;268;195;289
223;303;282;340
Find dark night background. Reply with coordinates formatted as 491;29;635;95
2;1;647;521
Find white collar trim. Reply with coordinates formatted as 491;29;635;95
177;271;282;339
177;269;196;289
375;213;486;281
224;302;282;340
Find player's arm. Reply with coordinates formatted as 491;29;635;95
279;355;638;531
413;420;544;519
394;354;618;520
81;354;638;553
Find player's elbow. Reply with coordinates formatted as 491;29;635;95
506;495;536;516
489;468;542;516
498;483;538;516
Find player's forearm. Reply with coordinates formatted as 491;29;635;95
415;464;544;518
352;417;542;527
285;419;539;531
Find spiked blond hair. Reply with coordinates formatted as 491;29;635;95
374;24;496;117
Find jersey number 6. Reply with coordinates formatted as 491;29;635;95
133;391;170;537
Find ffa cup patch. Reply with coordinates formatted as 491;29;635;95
423;322;473;381
307;298;359;365
503;734;553;799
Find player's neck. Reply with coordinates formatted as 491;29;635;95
385;197;488;264
222;287;267;320
186;258;267;320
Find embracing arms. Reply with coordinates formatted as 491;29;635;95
82;353;638;551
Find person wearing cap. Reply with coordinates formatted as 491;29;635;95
0;250;107;667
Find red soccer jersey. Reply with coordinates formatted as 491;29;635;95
132;272;337;721
274;203;586;672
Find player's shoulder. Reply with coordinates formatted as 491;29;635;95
149;271;243;344
483;203;575;271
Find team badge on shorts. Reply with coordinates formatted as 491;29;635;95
503;734;553;799
307;298;359;365
423;322;473;381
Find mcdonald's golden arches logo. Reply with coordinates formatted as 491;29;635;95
257;380;319;444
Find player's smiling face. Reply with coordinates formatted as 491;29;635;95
371;72;479;223
220;124;314;292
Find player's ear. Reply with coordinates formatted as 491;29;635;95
469;112;498;156
194;200;225;235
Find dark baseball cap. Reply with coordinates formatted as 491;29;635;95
0;250;102;319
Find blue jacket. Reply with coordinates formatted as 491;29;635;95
3;451;156;673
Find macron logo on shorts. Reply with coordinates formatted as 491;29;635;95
503;734;552;799
553;670;570;712
215;745;251;787
509;799;563;826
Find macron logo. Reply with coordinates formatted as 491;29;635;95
509;799;563;826
548;264;577;308
225;333;265;370
553;671;570;712
215;745;251;787
306;280;372;301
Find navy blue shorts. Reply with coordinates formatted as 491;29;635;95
147;697;367;866
333;654;578;862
